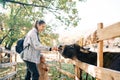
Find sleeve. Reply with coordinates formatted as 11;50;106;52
30;31;50;51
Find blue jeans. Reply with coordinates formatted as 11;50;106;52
24;60;39;80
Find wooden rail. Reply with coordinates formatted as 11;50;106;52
97;22;120;40
54;55;120;80
0;47;17;80
0;71;17;80
71;60;120;80
0;62;17;68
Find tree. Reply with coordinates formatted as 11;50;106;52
0;0;82;27
0;0;84;50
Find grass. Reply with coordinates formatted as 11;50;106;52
16;62;74;80
16;63;26;79
48;61;95;80
0;62;95;80
0;67;12;78
49;62;74;80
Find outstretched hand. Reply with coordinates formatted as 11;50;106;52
52;47;58;51
50;45;63;51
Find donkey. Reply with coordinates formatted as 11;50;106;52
58;44;120;79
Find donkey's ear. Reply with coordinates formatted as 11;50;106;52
58;45;63;50
80;47;89;54
85;48;90;50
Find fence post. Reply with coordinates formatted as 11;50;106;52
75;66;81;80
75;38;84;80
10;53;12;63
15;53;17;71
0;47;2;63
14;53;17;79
96;23;104;80
58;51;61;77
0;53;1;63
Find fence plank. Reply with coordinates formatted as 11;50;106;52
0;62;17;68
95;67;120;80
0;71;17;80
0;48;17;80
56;67;75;79
97;22;120;40
74;66;80;80
71;60;120;80
96;23;104;80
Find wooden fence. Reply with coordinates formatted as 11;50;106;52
1;22;120;80
51;22;120;80
0;47;17;80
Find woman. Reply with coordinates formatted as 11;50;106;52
23;20;53;80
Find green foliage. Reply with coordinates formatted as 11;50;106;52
0;0;84;49
0;4;33;49
49;62;74;80
82;71;95;80
1;0;82;27
0;0;5;7
40;25;59;46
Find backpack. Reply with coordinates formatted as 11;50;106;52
15;38;24;54
16;30;38;54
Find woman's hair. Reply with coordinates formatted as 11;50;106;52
35;20;45;30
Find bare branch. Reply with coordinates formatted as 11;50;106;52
13;5;22;20
5;0;57;10
0;29;14;44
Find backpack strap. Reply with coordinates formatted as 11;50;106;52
23;44;30;50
